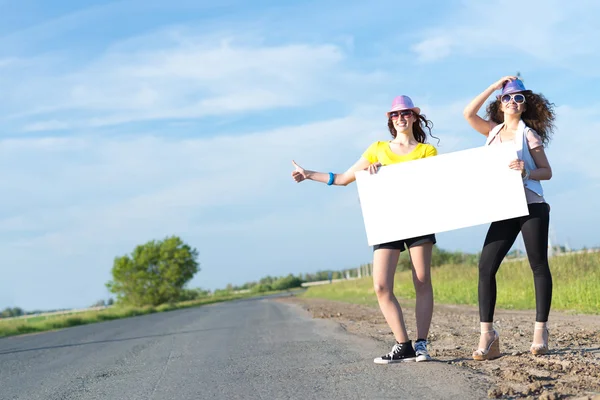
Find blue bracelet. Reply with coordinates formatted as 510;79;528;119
327;172;335;186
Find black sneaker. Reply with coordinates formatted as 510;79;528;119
373;341;417;364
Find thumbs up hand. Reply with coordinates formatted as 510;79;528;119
291;160;307;183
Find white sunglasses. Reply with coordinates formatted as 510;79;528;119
500;93;526;104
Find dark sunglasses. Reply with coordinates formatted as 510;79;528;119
389;110;413;119
500;93;526;104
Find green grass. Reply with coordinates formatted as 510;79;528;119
302;252;600;314
0;289;298;338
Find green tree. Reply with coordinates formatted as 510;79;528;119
0;307;24;318
12;307;24;316
106;236;200;306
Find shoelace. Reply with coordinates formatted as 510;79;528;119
414;342;427;353
386;343;404;357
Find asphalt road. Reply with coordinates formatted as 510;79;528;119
0;296;488;400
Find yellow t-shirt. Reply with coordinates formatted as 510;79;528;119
361;141;437;166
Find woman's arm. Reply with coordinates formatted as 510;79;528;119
463;75;517;136
291;157;372;186
529;146;553;181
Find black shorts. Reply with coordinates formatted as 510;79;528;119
373;234;436;252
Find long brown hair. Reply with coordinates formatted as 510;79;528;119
486;91;556;146
387;112;439;144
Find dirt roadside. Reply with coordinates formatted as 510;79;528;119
276;295;600;399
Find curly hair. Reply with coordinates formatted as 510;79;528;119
485;91;556;146
387;112;439;145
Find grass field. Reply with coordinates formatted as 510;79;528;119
0;290;297;338
301;252;600;314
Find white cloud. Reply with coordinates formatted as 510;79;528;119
22;120;73;132
2;29;386;131
545;104;600;180
1;113;381;217
411;36;452;63
411;0;600;73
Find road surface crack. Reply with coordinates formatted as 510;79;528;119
149;341;175;399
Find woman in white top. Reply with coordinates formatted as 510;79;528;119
463;76;556;360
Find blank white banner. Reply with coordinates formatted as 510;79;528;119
354;143;529;246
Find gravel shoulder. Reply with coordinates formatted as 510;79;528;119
276;295;600;399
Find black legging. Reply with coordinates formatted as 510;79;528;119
478;202;553;322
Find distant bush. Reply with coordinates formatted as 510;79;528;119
252;284;272;293
177;288;212;302
0;307;24;318
271;274;303;290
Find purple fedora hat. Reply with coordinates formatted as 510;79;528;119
386;95;421;117
500;78;531;96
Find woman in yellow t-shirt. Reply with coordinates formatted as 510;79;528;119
291;95;439;364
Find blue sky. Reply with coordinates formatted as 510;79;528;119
1;0;599;311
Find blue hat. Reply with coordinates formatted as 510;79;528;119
501;78;529;95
